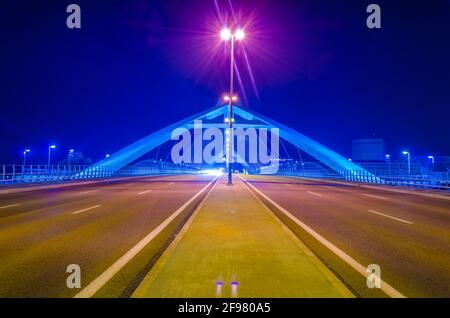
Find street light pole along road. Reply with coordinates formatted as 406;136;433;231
68;149;74;169
23;149;30;166
48;145;56;171
221;28;245;185
403;151;411;175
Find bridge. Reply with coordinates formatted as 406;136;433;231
0;105;449;298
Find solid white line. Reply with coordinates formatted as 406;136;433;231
71;205;102;215
0;204;19;209
78;190;98;195
307;191;323;197
367;210;413;225
74;177;217;298
240;176;406;298
138;190;153;195
363;193;388;200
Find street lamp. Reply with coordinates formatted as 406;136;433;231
68;149;75;168
221;27;245;185
48;145;56;171
385;154;391;176
223;95;238;103
402;151;411;175
428;155;435;171
23;149;30;166
105;154;110;159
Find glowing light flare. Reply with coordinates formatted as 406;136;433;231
224;118;235;123
220;28;232;41
158;0;311;98
235;29;245;40
223;95;238;102
201;169;224;176
220;28;244;41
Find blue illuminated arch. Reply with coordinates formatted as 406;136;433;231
88;104;368;175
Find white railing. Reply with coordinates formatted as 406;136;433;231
273;169;450;190
0;162;199;185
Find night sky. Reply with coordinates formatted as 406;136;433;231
1;0;449;164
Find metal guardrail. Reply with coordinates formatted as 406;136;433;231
274;170;450;191
0;163;199;185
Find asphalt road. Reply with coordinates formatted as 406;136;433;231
0;174;215;297
0;173;448;297
241;175;450;298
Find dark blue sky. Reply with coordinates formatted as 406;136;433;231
1;0;449;164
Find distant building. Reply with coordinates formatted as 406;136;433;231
352;138;385;162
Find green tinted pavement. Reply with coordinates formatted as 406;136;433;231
133;176;353;298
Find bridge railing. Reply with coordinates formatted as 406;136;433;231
0;163;199;185
273;169;450;190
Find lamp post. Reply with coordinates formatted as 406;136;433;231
385;154;391;176
23;149;30;166
402;151;411;175
221;28;245;185
48;145;56;171
428;155;435;172
68;149;74;168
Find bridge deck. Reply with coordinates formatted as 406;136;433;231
133;176;352;298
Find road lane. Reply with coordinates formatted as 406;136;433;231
0;174;214;297
242;175;450;297
0;175;199;221
75;176;217;298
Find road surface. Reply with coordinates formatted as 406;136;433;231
240;175;450;297
0;174;214;297
133;176;352;298
0;173;448;297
